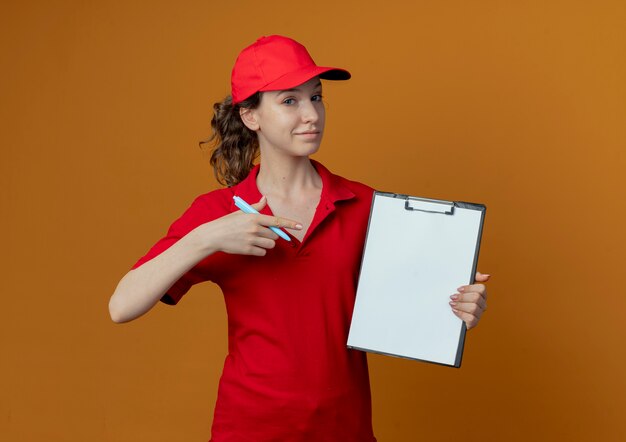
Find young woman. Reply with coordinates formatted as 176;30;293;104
109;35;489;442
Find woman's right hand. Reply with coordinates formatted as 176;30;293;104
193;196;303;256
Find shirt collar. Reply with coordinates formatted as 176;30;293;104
230;159;355;213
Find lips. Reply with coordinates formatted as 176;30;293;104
295;130;320;135
294;131;321;141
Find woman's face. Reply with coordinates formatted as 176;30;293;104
243;76;326;158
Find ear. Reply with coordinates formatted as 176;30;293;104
239;107;259;131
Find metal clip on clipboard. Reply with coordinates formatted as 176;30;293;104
402;195;455;215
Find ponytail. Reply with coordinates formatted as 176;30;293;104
202;92;261;187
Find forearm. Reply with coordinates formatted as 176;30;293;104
109;201;301;323
108;229;217;323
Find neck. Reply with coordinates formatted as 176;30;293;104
256;155;322;199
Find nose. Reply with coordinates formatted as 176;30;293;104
300;100;320;124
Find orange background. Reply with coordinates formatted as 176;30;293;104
2;1;625;441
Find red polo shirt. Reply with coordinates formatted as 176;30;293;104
133;161;377;442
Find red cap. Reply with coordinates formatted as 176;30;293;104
231;35;351;105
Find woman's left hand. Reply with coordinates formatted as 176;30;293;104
449;271;490;329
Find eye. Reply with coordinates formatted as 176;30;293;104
282;98;296;105
311;94;323;102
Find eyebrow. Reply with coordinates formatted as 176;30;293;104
278;81;323;94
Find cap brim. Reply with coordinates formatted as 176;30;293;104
318;67;351;81
259;65;351;93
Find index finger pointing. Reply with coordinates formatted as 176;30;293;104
257;214;303;230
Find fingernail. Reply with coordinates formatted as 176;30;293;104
452;308;459;314
295;224;303;229
450;294;459;301
449;301;457;307
457;286;465;292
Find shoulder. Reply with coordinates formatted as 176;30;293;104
173;186;235;227
192;186;235;210
314;160;374;197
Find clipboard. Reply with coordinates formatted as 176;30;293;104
347;191;486;368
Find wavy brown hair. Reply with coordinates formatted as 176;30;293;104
201;92;261;187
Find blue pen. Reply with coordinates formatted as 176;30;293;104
233;196;291;242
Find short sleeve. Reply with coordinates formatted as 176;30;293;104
130;193;228;305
